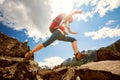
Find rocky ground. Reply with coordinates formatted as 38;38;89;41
0;32;120;80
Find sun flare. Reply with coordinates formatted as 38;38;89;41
50;0;74;17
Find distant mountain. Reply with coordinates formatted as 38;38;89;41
61;39;120;67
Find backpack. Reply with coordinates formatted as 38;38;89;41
49;13;65;33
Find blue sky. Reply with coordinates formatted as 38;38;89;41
0;0;120;68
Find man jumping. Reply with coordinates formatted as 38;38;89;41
24;10;87;61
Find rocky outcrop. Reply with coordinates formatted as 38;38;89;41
33;38;120;80
97;39;120;61
0;32;120;80
0;32;29;57
61;50;97;66
0;56;42;80
62;39;120;67
0;32;42;80
39;61;120;80
80;60;120;76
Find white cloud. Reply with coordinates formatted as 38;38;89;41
84;27;120;40
74;0;120;20
0;0;120;42
95;0;120;17
37;56;65;68
77;11;95;21
0;0;4;4
105;20;116;25
49;0;74;15
50;41;59;46
0;0;52;42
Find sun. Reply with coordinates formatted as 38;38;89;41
59;0;74;14
50;0;74;16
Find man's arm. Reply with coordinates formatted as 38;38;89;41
70;10;82;16
67;27;78;34
63;10;82;23
62;10;82;34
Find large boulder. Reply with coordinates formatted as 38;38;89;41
0;32;29;57
0;32;41;80
97;39;120;61
0;56;42;80
39;61;120;80
0;32;120;80
62;39;120;67
61;50;97;66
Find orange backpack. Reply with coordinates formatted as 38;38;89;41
49;13;65;33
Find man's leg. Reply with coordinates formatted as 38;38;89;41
24;30;61;60
58;36;79;54
72;41;79;54
71;40;87;60
58;36;87;60
31;43;44;54
24;43;44;60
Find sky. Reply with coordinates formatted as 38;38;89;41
0;0;120;68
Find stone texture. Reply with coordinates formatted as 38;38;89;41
97;39;120;61
0;32;29;58
0;32;120;80
0;32;41;80
0;55;43;80
62;39;120;67
79;60;120;75
39;61;120;80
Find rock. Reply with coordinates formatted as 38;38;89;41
62;39;120;67
0;32;30;58
0;56;43;80
0;32;41;80
38;67;68;80
0;32;120;80
97;48;120;61
79;60;120;75
61;50;97;67
97;39;120;61
39;61;120;80
75;69;120;80
75;60;120;80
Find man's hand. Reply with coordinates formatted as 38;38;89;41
72;32;78;34
75;32;78;34
72;10;82;15
67;27;78;34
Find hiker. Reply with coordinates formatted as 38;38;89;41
24;10;87;61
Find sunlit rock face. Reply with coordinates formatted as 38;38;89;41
0;32;120;80
0;32;30;57
0;32;42;80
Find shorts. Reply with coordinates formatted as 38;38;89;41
43;29;76;47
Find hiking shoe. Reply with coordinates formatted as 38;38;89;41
74;51;87;61
24;51;33;60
